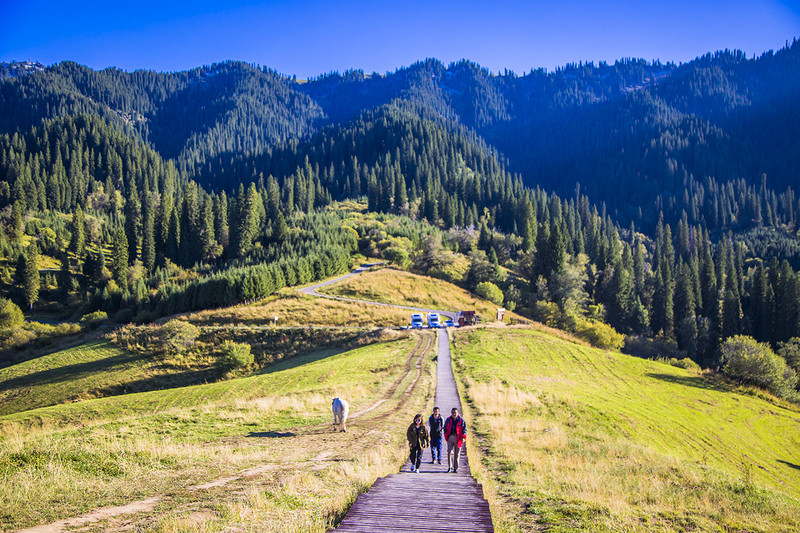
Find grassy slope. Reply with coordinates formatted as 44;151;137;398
0;333;433;531
0;340;149;416
453;327;800;532
185;288;410;327
320;266;517;321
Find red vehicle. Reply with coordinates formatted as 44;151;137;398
457;310;477;327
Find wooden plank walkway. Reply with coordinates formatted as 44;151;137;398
330;329;493;532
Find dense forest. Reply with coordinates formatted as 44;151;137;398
0;41;799;381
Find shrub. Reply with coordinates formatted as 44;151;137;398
111;320;199;356
80;310;108;327
156;320;200;354
383;246;410;269
0;298;24;329
665;357;702;371
217;341;253;371
475;281;504;306
532;300;560;328
574;319;625;351
721;335;798;398
623;335;681;360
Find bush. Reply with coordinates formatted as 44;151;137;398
111;320;200;356
475;281;504;306
664;357;702;371
382;246;410;269
623;335;681;360
532;300;560;328
0;298;24;330
574;319;625;351
217;341;253;371
80;310;108;327
721;335;798;398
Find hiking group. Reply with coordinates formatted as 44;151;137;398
406;407;467;473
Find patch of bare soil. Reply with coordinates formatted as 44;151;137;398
19;331;434;532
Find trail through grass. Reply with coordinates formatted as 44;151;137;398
453;327;800;532
0;332;436;531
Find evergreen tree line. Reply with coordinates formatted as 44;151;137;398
3;42;799;232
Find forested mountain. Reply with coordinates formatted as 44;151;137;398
1;41;800;377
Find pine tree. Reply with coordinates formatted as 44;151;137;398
272;211;288;243
124;190;140;265
68;205;85;262
141;194;156;272
720;260;742;340
111;228;129;288
10;200;24;242
22;244;40;311
235;183;259;258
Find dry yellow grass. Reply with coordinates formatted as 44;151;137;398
320;267;521;321
184;289;410;328
1;333;438;532
455;327;800;532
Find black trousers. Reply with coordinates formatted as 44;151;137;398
409;446;422;469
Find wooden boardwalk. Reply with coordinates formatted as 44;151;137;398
330;330;493;532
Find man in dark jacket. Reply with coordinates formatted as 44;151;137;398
443;407;467;473
406;413;430;473
428;407;444;464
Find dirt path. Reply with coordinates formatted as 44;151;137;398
16;264;463;532
15;329;434;533
299;263;458;320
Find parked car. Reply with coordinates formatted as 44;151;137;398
411;313;424;328
427;313;441;328
444;319;455;328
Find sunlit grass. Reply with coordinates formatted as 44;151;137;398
320;266;518;321
453;327;800;532
185;289;410;328
0;333;436;531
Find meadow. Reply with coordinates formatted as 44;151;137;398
319;266;515;320
452;327;800;532
183;288;410;328
0;331;436;532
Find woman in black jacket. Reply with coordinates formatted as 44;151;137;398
406;413;430;473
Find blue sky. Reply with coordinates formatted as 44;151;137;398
1;0;799;77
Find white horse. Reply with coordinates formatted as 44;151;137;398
332;397;349;432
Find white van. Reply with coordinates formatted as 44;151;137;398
411;313;424;328
427;313;440;328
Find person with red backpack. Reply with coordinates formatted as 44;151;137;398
443;407;467;473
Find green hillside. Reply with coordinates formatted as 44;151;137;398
453;327;800;532
0;332;434;531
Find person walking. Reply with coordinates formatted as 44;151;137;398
406;413;429;473
444;407;467;473
428;407;444;464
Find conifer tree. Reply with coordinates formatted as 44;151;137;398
235;183;258;258
124;190;140;265
22;244;40;311
141;194;156;272
68;205;85;261
111;228;129;288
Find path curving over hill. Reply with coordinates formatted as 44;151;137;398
308;265;493;532
299;263;458;321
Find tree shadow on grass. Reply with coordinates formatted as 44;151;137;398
645;373;734;392
0;351;143;392
256;344;357;375
246;431;296;438
778;459;800;471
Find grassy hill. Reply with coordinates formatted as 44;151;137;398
0;331;436;531
319;266;517;321
452;327;800;532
